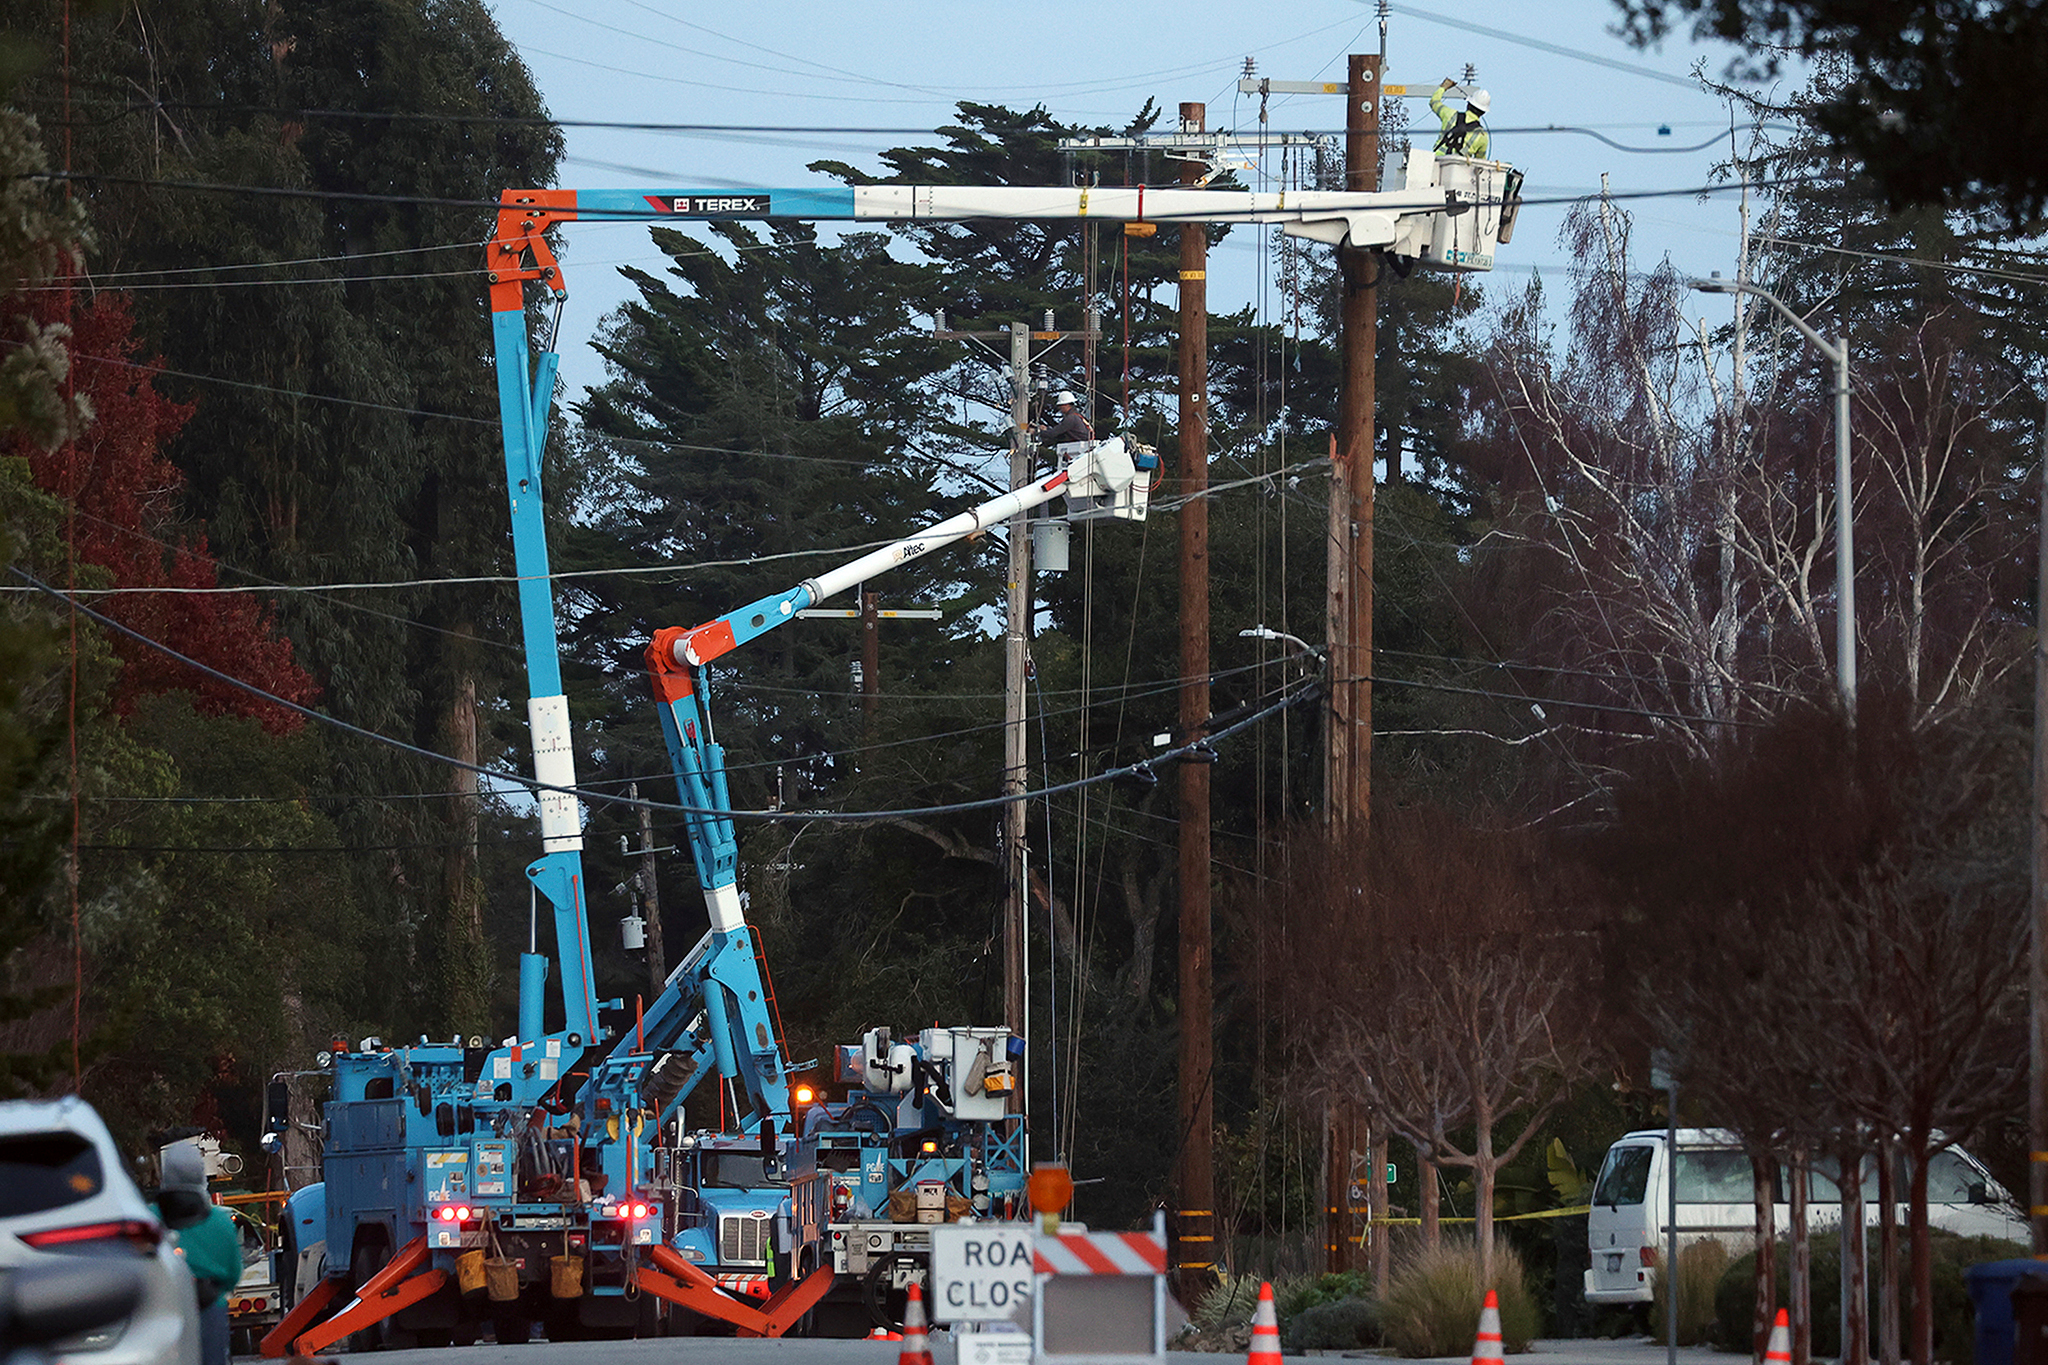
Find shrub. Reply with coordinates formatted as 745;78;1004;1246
1192;1274;1262;1331
1380;1238;1541;1358
1285;1297;1382;1351
1711;1229;2025;1364
1648;1238;1731;1346
1277;1269;1369;1320
1274;1271;1379;1350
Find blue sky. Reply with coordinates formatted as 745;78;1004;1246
483;0;1791;401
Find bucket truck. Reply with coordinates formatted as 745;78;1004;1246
263;143;1517;1353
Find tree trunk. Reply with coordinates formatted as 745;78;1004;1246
1371;1133;1391;1294
443;670;488;1037
1789;1150;1811;1365
1475;1108;1497;1288
1754;1152;1778;1365
1909;1148;1931;1365
1422;1155;1440;1252
1840;1146;1868;1365
1877;1137;1900;1365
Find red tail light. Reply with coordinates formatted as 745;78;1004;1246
20;1219;163;1253
629;1202;649;1219
1639;1246;1658;1267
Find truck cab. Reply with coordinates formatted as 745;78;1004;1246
663;1131;826;1301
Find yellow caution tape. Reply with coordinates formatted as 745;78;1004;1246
1364;1204;1593;1228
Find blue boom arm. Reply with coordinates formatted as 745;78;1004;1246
483;185;1157;1123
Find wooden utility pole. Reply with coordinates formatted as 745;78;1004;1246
630;781;666;993
862;591;882;725
1173;100;1217;1294
1324;51;1382;1282
794;598;945;732
928;311;1097;1106
2032;406;2048;1258
1004;321;1031;1065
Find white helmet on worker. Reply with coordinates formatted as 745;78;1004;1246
1054;390;1078;406
1467;88;1491;114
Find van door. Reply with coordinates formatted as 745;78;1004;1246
1586;1140;1658;1304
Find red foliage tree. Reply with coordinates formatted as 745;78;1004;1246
11;291;316;731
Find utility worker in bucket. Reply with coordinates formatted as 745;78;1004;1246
1432;78;1491;159
1035;390;1095;450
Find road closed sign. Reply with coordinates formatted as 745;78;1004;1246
929;1224;1035;1323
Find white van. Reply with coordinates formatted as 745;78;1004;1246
1583;1128;2025;1304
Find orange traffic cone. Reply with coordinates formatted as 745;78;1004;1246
1764;1308;1792;1365
1471;1288;1505;1365
898;1281;934;1365
1246;1281;1282;1365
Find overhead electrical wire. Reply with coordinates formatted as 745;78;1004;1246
32;91;1782;146
1376;0;1710;91
7;563;1337;825
4;559;1768;857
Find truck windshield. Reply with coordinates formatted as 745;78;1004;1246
703;1153;787;1188
1593;1145;1652;1207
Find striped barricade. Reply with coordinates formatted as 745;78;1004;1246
1028;1211;1168;1364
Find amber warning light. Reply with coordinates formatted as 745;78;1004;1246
1027;1163;1073;1233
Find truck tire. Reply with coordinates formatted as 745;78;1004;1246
278;1225;298;1312
493;1315;531;1346
861;1251;925;1332
348;1240;388;1352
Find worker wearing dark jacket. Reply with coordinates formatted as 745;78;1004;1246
1036;390;1094;449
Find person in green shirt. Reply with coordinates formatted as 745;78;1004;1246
1431;78;1491;159
155;1142;240;1365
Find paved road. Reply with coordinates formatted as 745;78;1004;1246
1385;1339;1730;1365
252;1334;1736;1365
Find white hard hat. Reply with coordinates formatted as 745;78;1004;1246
1054;390;1077;406
1467;88;1491;114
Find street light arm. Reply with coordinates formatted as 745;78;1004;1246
1239;624;1323;658
1688;272;1856;720
1688;276;1844;365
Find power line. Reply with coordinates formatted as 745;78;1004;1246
37;91;1780;147
1379;0;1711;91
11;557;1761;841
6;563;1323;824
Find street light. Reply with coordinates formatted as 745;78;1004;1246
1690;271;1856;718
1238;624;1322;658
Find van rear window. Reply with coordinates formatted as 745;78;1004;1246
0;1131;104;1217
1594;1145;1652;1206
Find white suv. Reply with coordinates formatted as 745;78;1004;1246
0;1097;199;1365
